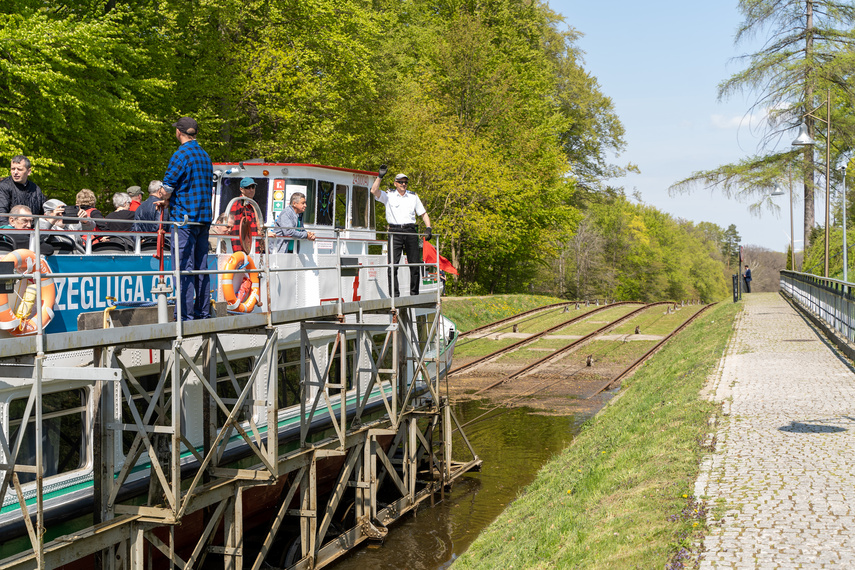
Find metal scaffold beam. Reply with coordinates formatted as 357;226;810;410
0;302;480;570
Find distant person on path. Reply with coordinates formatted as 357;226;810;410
743;265;752;293
271;192;316;253
0;156;46;221
159;117;214;321
370;167;432;297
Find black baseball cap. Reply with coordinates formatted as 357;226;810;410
172;117;198;135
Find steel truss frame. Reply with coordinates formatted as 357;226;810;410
0;305;480;570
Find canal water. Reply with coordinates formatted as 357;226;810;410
334;400;593;569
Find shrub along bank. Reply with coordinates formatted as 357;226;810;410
453;301;740;569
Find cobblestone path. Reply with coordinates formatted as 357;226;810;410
697;292;855;568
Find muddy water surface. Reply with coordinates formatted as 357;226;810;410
334;399;597;569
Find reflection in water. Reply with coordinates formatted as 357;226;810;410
334;400;589;570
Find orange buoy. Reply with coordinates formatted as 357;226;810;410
222;251;260;313
0;249;56;335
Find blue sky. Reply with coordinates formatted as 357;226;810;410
549;0;807;253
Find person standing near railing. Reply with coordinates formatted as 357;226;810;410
370;167;432;297
271;192;315;253
229;177;262;253
158;117;213;321
0;155;46;223
744;265;752;293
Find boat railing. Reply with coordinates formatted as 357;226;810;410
0;205;444;349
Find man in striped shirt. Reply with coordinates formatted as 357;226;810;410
160;117;214;321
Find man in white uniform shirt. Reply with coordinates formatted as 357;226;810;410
371;168;432;297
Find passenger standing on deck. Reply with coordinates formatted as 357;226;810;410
743;265;752;293
159;117;214;321
370;168;432;297
229;177;262;253
0;156;46;221
271;192;316;253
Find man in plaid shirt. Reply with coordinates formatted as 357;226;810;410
161;116;214;320
230;177;261;252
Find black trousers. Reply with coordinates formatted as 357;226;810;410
389;225;421;297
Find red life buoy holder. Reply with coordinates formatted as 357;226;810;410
0;249;56;335
222;251;260;313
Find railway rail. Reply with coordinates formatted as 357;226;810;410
449;301;637;376
473;302;670;394
458;301;575;339
449;301;710;433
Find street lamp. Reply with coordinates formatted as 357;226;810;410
792;88;832;277
839;161;848;282
771;177;797;271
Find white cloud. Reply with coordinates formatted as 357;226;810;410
711;112;765;130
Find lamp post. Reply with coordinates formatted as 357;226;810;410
844;168;848;282
792;88;831;277
771;175;796;271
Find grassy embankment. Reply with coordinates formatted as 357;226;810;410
451;300;740;569
442;295;566;332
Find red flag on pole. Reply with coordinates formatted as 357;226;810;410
423;239;458;276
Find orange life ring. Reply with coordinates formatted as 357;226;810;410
0;249;56;335
222;251;260;313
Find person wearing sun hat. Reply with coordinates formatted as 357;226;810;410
229;176;262;252
126;185;143;212
370;166;432;297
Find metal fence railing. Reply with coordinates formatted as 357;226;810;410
780;270;855;342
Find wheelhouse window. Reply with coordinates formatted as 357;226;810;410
284;178;317;225
335;185;348;229
317;181;335;226
218;177;269;222
352;185;372;229
8;389;88;482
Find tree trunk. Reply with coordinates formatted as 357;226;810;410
804;0;816;246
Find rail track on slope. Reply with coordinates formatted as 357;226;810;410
449;300;713;431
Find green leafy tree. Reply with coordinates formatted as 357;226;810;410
722;224;742;270
0;3;168;203
670;0;855;249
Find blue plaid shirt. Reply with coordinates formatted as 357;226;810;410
162;139;213;224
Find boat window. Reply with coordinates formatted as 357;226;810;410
352;185;371;229
283;178;316;225
8;389;87;482
218;177;269;222
317;181;335;226
335;185;348;229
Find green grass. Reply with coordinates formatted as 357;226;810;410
443;295;566;332
453;301;740;569
611;305;704;336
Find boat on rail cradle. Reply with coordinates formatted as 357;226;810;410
0;163;479;570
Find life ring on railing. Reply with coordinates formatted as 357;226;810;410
222;251;260;313
0;249;56;335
